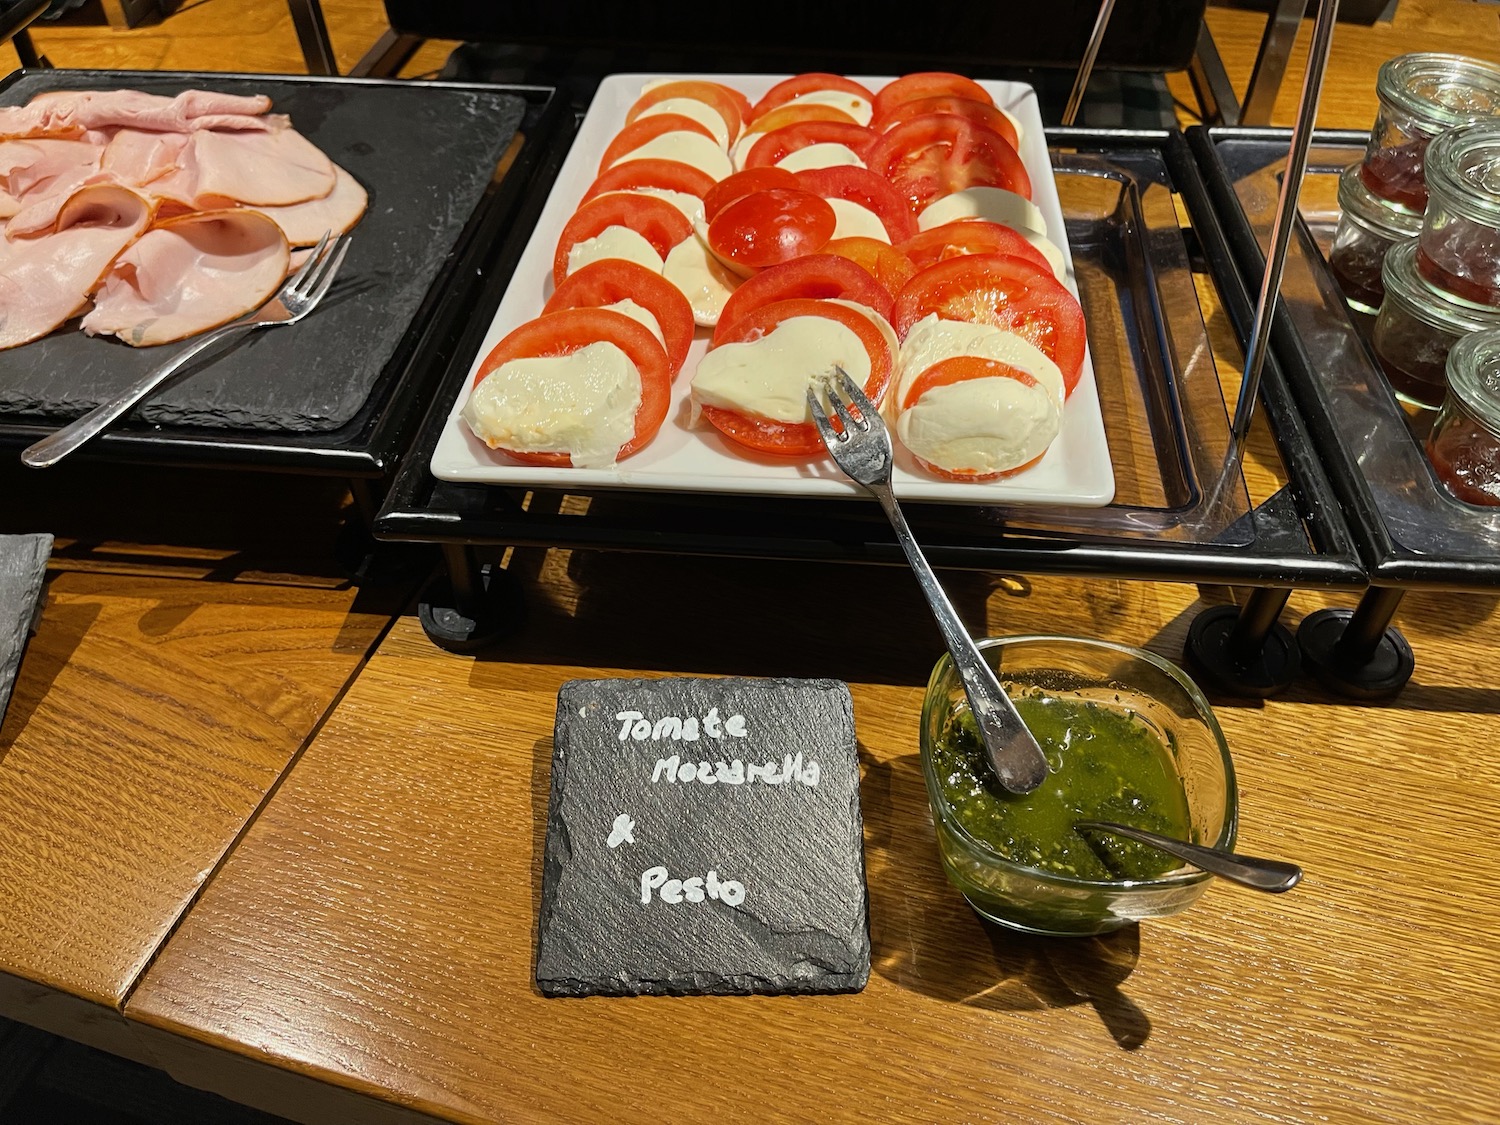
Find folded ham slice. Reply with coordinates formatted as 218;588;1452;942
0;138;103;218
176;127;337;207
0;89;277;141
250;164;367;246
82;209;289;347
0;184;151;349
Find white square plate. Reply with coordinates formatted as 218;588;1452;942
430;73;1114;507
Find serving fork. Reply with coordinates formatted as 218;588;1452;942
22;231;350;469
807;368;1048;795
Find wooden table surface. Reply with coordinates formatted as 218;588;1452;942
5;1;1500;1123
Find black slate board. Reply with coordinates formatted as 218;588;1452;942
0;532;50;728
0;71;526;433
537;677;870;998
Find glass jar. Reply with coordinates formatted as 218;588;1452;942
1426;328;1500;505
1418;121;1500;307
1329;162;1423;314
1371;239;1500;409
1361;53;1500;213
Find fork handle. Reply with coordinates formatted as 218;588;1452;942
21;321;252;468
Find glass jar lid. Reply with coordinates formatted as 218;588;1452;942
1382;238;1500;332
1446;327;1500;438
1425;121;1500;227
1338;162;1423;239
1377;53;1500;136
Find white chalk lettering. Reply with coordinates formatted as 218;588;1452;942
652;755;680;783
640;865;668;904
715;760;744;784
697;761;716;784
725;714;747;737
650;753;819;787
632;719;652;740
617;707;744;742
616;711;644;740
676;762;696;783
641;865;745;907
653;716;682;740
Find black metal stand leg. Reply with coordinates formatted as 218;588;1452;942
334;479;429;587
1183;587;1301;697
418;544;525;653
1297;587;1414;700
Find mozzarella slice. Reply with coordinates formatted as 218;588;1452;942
918;186;1046;238
779;89;873;126
731;130;764;171
1019;229;1067;281
692;314;872;425
600;298;666;348
897;314;1064;408
897;373;1059;476
598;187;704;225
827;298;899;363
826;197;889;242
663;231;739;327
638;98;731;147
612;131;733;181
999;106;1024;147
461;340;643;469
775;143;865;173
566;224;665;279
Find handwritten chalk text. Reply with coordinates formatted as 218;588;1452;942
640;865;745;907
615;707;747;743
650;752;820;788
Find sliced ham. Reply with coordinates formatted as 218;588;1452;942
82;209;289;347
0;138;103;218
0;89;277;141
101;128;188;186
0;184;151;349
179;127;336;207
249;164;367;246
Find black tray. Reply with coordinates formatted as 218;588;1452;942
1191;126;1500;591
0;70;564;478
374;122;1363;591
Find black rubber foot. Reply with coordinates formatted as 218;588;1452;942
1183;604;1301;698
1297;608;1414;701
417;564;525;654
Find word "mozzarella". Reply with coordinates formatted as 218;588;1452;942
615;706;747;741
640;865;746;907
651;752;821;788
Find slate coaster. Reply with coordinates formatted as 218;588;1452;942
537;677;870;998
0;533;51;728
0;72;526;433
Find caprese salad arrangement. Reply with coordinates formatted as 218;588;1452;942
459;72;1088;483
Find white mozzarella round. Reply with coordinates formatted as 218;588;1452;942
731;130;764;171
896;314;1064;408
826;298;899;369
662;231;740;327
612;131;733;182
918;186;1046;237
999;105;1024;147
1019;230;1067;281
825;197;890;242
637;97;731;147
597;187;704;225
692;314;872;425
897;373;1059;476
775;143;866;173
566;224;665;279
599;298;666;348
777;89;873;126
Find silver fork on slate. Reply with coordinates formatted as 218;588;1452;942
22;231;350;469
807;368;1048;795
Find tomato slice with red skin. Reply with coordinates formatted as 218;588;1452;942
794;165;917;243
544;259;695;378
552;192;691;288
898;220;1051;274
701;297;893;457
713;254;891;345
868;115;1032;212
702;167;800;221
892;253;1086;395
582;158;716;204
744;121;877;169
625;80;742;143
750;73;875;122
719;83;754;129
874;96;1019;150
901;356;1046;481
749;102;859;135
471;308;672;466
872;72;995;120
706;188;836;272
599;113;716;173
823;237;918;300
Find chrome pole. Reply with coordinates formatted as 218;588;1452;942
1062;0;1120;127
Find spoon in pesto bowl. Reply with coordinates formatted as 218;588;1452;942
1075;821;1303;892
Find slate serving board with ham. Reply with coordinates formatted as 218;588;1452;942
0;71;526;434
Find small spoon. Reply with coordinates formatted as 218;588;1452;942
1075;820;1303;892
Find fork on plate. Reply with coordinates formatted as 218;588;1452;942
22;231;350;469
807;367;1049;794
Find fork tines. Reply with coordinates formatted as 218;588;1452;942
807;365;876;444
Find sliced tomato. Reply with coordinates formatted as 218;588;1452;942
874;96;1018;150
701;297;893;457
744;121;877;170
544;259;695;378
872;73;996;121
750;73;875;122
625;80;743;143
713;254;891;345
749;102;860;134
892;253;1086;395
703;167;800;221
901;356;1048;482
898;221;1051;273
599;113;717;173
552;192;691;288
470;308;671;466
794;165;916;243
706;187;836;272
721;84;754;128
867;115;1031;212
582;158;716;204
823;237;918;300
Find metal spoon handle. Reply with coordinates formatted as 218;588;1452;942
1076;820;1303;892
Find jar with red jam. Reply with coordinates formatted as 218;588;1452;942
1361;53;1500;214
1371;239;1500;409
1330;163;1422;314
1426;328;1500;506
1418;121;1500;307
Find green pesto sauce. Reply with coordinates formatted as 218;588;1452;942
934;690;1193;881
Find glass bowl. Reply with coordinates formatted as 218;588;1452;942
918;635;1237;936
